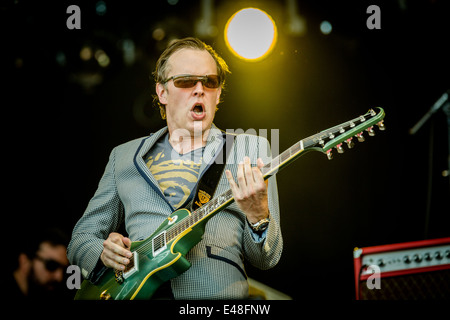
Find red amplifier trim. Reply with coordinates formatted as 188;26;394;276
358;237;450;255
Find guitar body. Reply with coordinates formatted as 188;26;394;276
74;208;206;300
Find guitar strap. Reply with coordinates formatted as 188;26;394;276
190;132;235;211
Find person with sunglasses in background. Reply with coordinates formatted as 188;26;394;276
68;37;283;299
9;228;71;300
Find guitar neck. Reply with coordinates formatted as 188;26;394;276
165;108;385;243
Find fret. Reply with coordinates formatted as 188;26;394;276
260;162;271;176
167;229;173;242
280;149;290;163
270;155;280;169
291;141;301;154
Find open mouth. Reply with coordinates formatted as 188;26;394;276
192;103;204;115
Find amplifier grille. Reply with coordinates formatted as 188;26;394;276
359;269;450;300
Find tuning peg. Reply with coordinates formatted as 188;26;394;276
377;121;385;131
326;149;333;160
366;126;375;136
335;143;344;154
356;132;365;142
345;138;354;149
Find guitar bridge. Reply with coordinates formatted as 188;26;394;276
123;251;139;279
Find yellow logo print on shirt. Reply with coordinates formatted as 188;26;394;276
146;151;202;209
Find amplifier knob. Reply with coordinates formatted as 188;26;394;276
445;250;450;259
377;259;385;267
413;254;422;263
403;255;411;264
434;251;443;260
424;252;432;261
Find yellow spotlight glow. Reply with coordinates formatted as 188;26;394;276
225;8;277;62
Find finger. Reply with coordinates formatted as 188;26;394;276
122;237;132;249
225;169;242;200
225;169;234;185
257;157;265;169
109;232;125;246
101;248;129;270
110;253;130;269
104;237;132;258
243;156;255;187
237;160;246;187
252;166;265;188
103;254;129;271
107;240;130;256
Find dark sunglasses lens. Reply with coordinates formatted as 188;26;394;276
174;78;197;88
45;260;62;271
173;76;220;88
205;76;220;88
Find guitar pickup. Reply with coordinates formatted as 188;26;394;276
152;231;167;257
123;251;139;279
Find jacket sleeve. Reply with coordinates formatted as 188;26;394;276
66;147;124;279
227;134;283;270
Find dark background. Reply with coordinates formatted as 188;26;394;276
5;0;449;301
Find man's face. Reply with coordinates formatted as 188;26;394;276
156;48;222;138
31;242;69;292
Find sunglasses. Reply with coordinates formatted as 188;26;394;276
35;255;67;272
163;74;221;89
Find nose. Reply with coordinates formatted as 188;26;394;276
53;268;64;282
192;80;205;96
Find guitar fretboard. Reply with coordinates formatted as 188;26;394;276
165;189;234;243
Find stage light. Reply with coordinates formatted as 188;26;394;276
95;1;107;16
80;46;93;61
224;8;277;62
320;20;332;35
95;49;110;67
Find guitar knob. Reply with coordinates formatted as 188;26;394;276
345;138;354;149
356;132;365;142
326;149;333;160
377;121;386;131
100;290;112;300
366;126;375;136
335;143;344;153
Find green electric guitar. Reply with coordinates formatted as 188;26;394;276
75;108;386;300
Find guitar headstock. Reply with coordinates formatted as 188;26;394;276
304;107;386;159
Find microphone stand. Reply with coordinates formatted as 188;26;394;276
409;90;450;239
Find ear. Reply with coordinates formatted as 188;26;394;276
156;83;168;105
215;87;222;105
18;253;32;273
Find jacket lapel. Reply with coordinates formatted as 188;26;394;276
133;126;174;210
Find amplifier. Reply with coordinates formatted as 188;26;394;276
353;237;450;300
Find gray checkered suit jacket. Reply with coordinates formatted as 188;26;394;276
67;125;283;299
